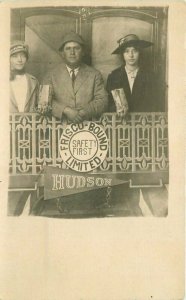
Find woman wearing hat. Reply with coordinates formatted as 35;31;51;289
10;41;39;113
9;41;39;216
106;34;162;113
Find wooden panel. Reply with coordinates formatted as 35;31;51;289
25;25;61;82
11;9;21;41
24;14;78;81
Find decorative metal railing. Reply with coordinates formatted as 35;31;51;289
9;113;168;175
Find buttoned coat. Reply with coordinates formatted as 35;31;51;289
106;66;163;112
10;73;39;113
43;63;108;120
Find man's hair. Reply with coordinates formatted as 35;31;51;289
61;41;84;51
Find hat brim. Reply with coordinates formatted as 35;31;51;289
10;49;28;56
59;41;84;51
112;40;153;54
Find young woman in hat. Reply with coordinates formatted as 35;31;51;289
10;41;39;113
106;34;163;114
9;41;39;216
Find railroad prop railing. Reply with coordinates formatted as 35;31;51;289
9;113;168;176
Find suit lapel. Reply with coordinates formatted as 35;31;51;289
58;65;75;97
73;64;89;94
132;69;145;97
24;74;37;111
10;83;19;112
121;67;132;100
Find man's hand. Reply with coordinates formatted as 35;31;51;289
63;107;83;123
78;109;87;119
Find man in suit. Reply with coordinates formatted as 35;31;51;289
42;32;108;123
106;34;163;113
10;41;39;113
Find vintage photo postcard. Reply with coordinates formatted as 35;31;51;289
8;4;169;218
0;0;185;299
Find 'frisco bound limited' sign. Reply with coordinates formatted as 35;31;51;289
59;122;108;172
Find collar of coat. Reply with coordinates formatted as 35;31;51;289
53;63;94;96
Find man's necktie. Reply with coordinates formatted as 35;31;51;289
71;69;76;88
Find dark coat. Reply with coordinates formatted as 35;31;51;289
106;66;163;112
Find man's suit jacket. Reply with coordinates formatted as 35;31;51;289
43;63;108;120
10;73;39;113
106;66;163;112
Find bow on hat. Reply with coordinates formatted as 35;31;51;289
112;34;153;54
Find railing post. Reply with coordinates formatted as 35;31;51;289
11;114;16;175
112;114;117;172
151;113;156;172
52;116;57;167
131;113;136;172
32;114;36;174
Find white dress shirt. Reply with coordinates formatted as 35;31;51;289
66;65;79;78
125;66;139;92
11;74;28;112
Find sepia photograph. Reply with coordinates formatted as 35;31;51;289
0;1;185;300
9;5;169;218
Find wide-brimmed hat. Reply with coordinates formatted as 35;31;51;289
10;41;29;57
59;32;85;51
112;34;153;54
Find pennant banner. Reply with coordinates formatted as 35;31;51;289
44;166;129;200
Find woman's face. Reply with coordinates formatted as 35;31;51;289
10;51;27;71
123;46;139;67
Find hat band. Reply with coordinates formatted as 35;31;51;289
10;46;27;55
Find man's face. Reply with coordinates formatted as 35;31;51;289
123;46;139;67
10;51;27;71
62;42;83;68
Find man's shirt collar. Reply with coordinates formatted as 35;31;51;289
66;65;80;77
